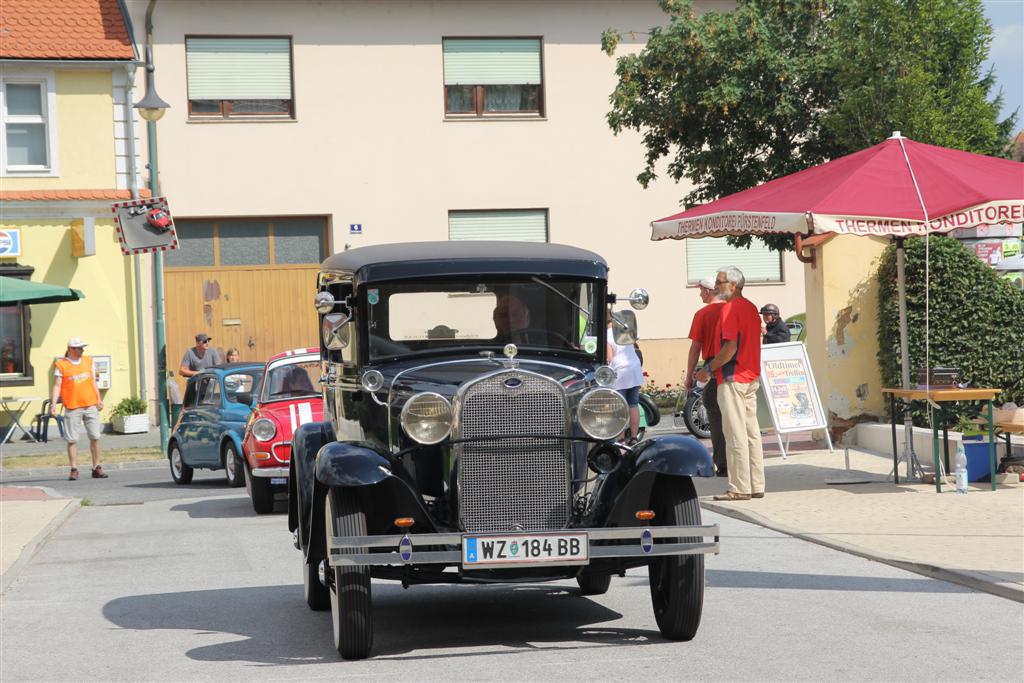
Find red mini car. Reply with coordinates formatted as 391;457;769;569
242;348;323;513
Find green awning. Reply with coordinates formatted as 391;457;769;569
0;276;85;305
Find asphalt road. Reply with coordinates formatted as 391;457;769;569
2;468;1022;681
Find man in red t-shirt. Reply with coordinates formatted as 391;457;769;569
696;266;765;500
684;276;727;475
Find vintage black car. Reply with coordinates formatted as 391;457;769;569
288;242;719;659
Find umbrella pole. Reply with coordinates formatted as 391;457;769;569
896;239;924;481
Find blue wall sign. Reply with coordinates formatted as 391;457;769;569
0;229;22;257
349;223;363;235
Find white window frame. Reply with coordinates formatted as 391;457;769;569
1;72;59;176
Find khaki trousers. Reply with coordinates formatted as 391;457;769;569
717;379;765;495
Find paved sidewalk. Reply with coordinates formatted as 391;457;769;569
0;485;76;591
0;429;160;459
696;446;1024;602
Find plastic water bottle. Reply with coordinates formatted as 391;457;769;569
955;444;968;495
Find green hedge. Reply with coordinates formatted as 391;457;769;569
877;236;1024;425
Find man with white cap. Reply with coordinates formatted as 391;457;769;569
50;337;107;480
684;275;727;475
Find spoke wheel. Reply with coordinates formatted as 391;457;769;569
325;489;373;659
648;476;704;641
169;444;193;485
684;394;712;439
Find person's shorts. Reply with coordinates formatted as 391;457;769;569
63;405;101;443
617;386;641;407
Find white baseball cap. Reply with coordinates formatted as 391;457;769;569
698;276;716;290
67;337;88;348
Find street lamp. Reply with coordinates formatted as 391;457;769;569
134;43;171;452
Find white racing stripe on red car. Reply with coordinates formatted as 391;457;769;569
298;402;313;425
289;403;298;432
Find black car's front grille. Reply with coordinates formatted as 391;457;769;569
456;370;571;532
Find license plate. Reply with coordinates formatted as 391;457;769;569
463;532;588;568
270;477;287;485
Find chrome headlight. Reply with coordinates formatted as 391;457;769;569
400;392;453;445
594;365;617;387
577;388;629;440
251;418;277;442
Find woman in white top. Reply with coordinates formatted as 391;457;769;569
607;317;644;443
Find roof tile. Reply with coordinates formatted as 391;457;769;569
0;189;152;201
0;0;135;60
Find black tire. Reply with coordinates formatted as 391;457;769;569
576;571;612;596
638;393;661;427
326;488;373;659
223;442;244;488
303;556;330;611
648;476;704;641
684;394;712;439
246;466;275;514
168;443;193;485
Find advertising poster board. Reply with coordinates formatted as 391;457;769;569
758;341;832;455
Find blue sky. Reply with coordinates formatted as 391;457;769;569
982;0;1023;125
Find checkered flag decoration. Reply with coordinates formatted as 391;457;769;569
111;196;180;255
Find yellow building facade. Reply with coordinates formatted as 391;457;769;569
1;62;152;434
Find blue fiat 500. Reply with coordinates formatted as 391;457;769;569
168;363;264;486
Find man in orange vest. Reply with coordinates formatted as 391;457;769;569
50;337;107;480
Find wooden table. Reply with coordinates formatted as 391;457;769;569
881;388;1001;492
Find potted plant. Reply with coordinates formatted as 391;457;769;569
110;397;150;434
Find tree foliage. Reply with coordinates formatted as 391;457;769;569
877;236;1024;424
603;0;1016;251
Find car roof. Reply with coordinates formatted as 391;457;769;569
320;241;608;283
267;347;319;363
198;362;264;377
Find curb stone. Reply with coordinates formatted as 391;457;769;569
0;497;80;594
700;499;1024;604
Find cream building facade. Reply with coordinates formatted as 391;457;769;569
131;0;806;388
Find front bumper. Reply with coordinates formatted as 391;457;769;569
328;525;719;568
251;466;289;478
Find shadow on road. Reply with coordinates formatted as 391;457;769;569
169;496;262;519
102;582;648;665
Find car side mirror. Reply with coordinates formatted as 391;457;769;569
611;310;638;345
322;312;351;350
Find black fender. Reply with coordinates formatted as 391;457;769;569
308;441;439;555
593;433;712;528
288;421;334;553
638;393;661;427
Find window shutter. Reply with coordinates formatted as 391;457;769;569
186;38;292;99
443;39;541;85
448;210;547;242
685;237;782;284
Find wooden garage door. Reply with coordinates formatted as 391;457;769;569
164;217;326;395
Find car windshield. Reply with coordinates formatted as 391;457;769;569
366;277;600;361
261;360;321;401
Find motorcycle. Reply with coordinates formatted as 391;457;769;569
673;383;711;439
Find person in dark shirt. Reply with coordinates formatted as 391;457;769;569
760;304;791;344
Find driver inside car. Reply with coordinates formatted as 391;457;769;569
280;366;316;397
492;293;533;345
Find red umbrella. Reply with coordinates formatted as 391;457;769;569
651;133;1023;480
652;133;1023;239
